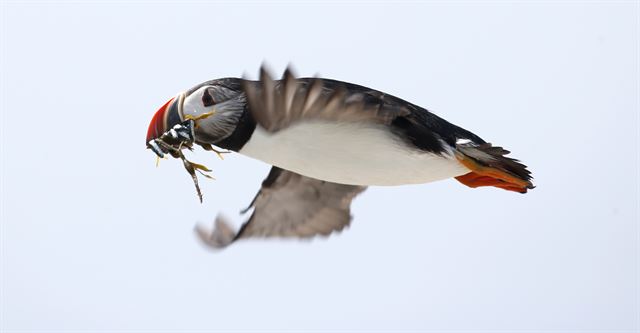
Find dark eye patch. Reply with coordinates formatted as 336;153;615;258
202;89;215;107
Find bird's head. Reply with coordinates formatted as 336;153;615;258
145;80;245;156
145;80;246;202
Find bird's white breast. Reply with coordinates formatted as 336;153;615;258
238;121;470;186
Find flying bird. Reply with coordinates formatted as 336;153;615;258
146;66;534;249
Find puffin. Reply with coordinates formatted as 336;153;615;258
146;66;534;249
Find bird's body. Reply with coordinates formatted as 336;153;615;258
240;121;468;186
146;67;534;249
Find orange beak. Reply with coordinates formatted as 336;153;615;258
146;97;174;144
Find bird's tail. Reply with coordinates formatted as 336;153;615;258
454;142;534;193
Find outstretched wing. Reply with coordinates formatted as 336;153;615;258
241;65;411;132
195;167;366;249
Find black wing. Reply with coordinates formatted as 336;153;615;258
195;167;366;249
241;65;411;132
240;65;488;154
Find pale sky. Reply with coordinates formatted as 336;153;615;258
1;1;638;332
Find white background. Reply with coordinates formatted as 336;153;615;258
1;1;638;331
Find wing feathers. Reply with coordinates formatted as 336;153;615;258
194;216;236;249
242;65;409;132
195;167;366;249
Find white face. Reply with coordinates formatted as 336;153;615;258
182;86;216;121
178;83;245;143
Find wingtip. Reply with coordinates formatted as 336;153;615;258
282;64;297;80
259;62;274;82
241;70;251;81
194;215;237;249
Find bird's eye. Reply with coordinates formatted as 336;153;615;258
202;89;215;107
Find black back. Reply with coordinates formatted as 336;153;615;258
192;76;486;154
309;78;487;153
